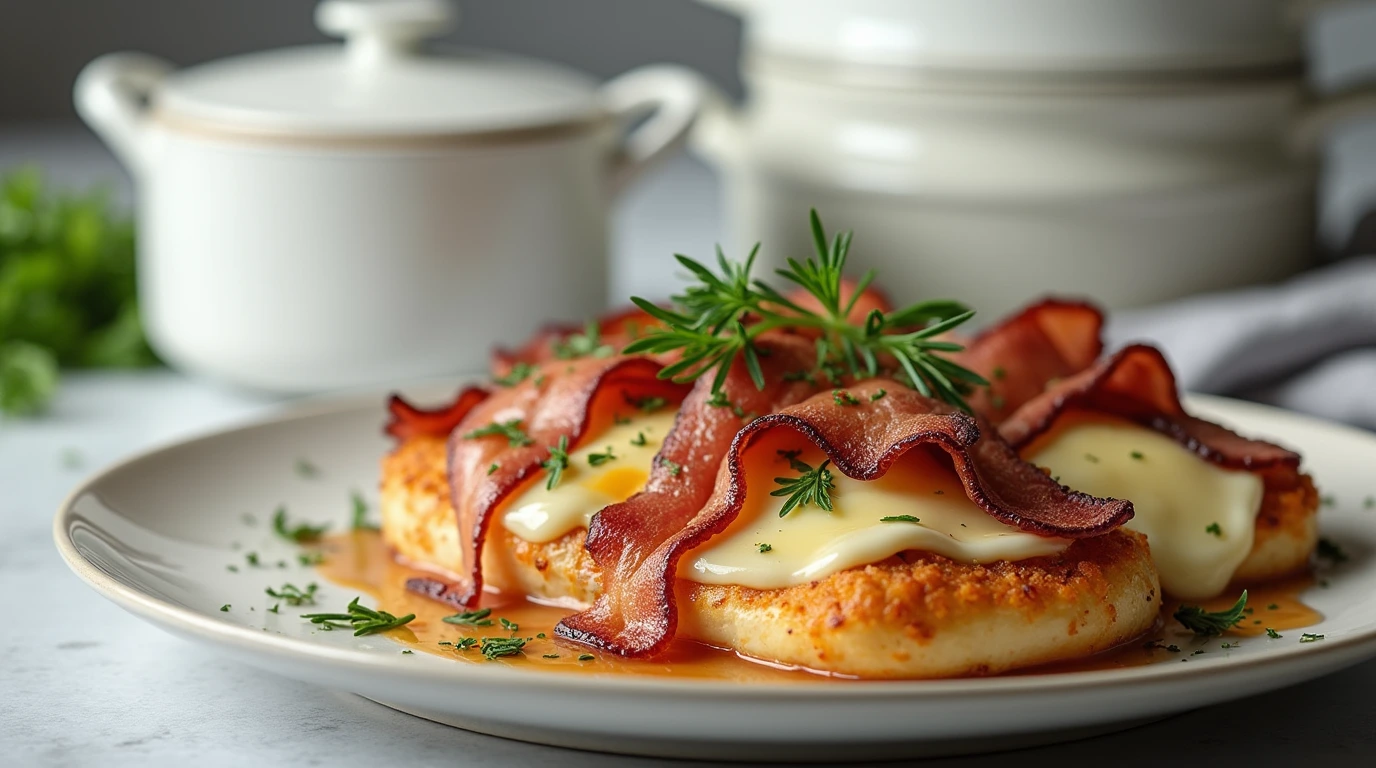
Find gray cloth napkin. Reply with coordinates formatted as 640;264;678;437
1106;257;1376;430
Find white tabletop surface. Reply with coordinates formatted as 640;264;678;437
5;128;1376;767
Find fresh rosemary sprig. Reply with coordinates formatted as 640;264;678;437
542;436;571;491
462;419;534;448
1174;590;1248;636
272;506;328;544
771;456;836;518
624;210;986;410
301;597;414;636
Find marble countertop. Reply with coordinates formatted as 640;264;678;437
5;129;1376;767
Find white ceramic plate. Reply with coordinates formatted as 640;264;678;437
54;391;1376;762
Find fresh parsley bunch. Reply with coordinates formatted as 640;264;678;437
0;168;159;415
624;210;986;410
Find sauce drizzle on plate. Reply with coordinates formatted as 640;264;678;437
313;531;1322;680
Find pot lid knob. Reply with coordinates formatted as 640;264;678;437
315;0;455;64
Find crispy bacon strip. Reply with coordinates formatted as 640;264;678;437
555;333;823;656
951;299;1105;423
557;378;1132;658
384;388;490;442
408;355;690;606
1001;344;1301;482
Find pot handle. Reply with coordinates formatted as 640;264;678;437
74;52;174;176
600;64;705;197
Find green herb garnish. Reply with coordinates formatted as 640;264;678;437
487;463;499;475
542;436;571;490
1174;590;1248;636
552;319;613;360
494;362;536;387
630;431;648;447
220;604;230;612
1317;537;1349;564
869;388;887;402
500;617;519;634
1300;633;1325;643
880;515;921;524
1265;627;1282;638
1205;522;1222;538
543;653;561;659
832;389;861;406
265;582;319;606
301;597;414;636
659;457;682;476
297;551;325;567
442;607;494;627
1130;451;1144;460
772;457;835;518
621;210;984;409
272;506;328;544
756;542;772;553
480;636;528;660
587;447;617;467
462;419;534;448
350;491;377;531
628;394;667;413
578;654;595;662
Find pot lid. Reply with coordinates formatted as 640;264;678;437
155;0;601;137
703;0;1304;74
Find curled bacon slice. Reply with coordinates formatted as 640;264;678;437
556;377;1132;658
384;388;490;442
411;355;691;606
951;299;1105;423
1001;344;1301;483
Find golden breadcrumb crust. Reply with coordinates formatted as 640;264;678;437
1231;473;1320;585
380;434;599;604
678;530;1160;677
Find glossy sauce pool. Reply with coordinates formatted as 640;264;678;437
313;531;1322;680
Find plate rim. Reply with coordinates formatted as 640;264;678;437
52;389;1376;699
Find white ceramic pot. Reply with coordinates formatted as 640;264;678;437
696;0;1376;318
75;0;703;392
704;0;1326;72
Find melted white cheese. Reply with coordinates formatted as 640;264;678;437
1024;414;1263;600
682;434;1069;589
501;411;677;543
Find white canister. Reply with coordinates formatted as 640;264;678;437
697;0;1376;318
75;0;703;392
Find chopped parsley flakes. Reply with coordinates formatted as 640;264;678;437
462;419;534;448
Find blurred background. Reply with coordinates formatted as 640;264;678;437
5;0;1376;423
